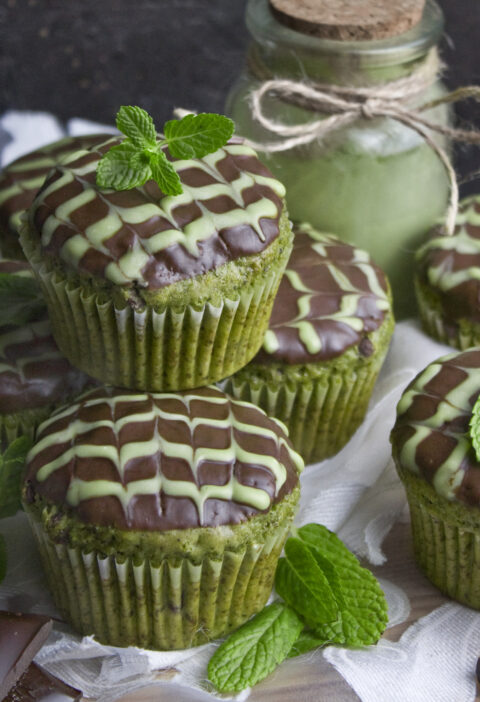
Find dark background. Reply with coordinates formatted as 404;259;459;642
1;0;479;189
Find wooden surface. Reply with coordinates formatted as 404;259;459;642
111;516;480;702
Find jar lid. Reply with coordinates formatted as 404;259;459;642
269;0;427;40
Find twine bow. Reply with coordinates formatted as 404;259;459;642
246;49;480;235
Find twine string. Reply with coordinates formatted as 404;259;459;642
246;49;480;235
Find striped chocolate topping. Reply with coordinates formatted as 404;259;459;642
416;195;480;323
0;257;32;276
25;386;303;530
29;137;286;289
253;223;391;364
391;348;480;506
0;319;92;413
0;135;110;245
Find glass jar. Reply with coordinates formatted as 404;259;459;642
226;0;451;318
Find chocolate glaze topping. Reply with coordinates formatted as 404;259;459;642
391;348;480;506
0;135;110;244
25;386;303;530
253;223;391;364
29;137;286;289
0;255;91;413
0;259;32;275
0;319;92;413
416;195;480;324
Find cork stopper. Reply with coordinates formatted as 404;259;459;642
269;0;427;41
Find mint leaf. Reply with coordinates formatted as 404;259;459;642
0;535;6;583
96;143;151;190
297;524;388;646
164;113;234;160
288;630;329;658
470;394;480;462
149;151;183;196
0;436;33;519
116;106;157;149
97;107;234;196
0;273;45;327
207;602;302;692
275;538;339;626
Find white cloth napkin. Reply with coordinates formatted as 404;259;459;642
1;112;479;702
0;110;117;167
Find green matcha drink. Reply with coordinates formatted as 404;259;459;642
226;0;450;318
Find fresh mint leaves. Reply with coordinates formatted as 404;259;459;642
470;395;480;462
0;272;45;328
164;113;234;160
0;437;33;587
296;524;388;646
275;538;339;626
116;105;157;148
96;106;234;194
287;630;327;658
207;603;303;693
207;523;388;693
0;436;33;519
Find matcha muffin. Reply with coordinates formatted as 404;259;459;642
391;348;480;609
22;385;303;650
415;195;480;349
20;136;292;391
226;223;394;464
0;135;110;259
0;257;93;447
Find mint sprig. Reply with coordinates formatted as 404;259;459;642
470;394;480;462
207;523;388;693
96;106;234;194
296;524;388;646
207;603;303;693
275;538;339;626
164;113;235;160
0;273;45;327
0;436;33;519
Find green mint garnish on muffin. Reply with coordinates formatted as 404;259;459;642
208;523;388;693
470;394;480;462
96;106;234;194
0;272;44;327
0;436;33;519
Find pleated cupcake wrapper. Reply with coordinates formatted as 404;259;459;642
404;479;480;609
32;263;281;391
226;354;385;465
0;406;51;448
28;517;291;650
415;280;480;350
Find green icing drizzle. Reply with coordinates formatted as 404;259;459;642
262;226;390;356
30;390;302;524
0;320;62;378
397;351;480;501
416;196;480;291
263;330;280;354
32;142;285;285
0;178;44;206
432;439;469;497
